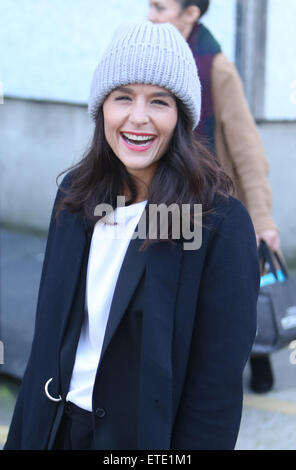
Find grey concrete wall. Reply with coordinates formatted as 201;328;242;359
0;98;93;231
1;98;295;260
0;0;237;103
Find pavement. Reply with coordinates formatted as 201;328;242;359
1;227;296;450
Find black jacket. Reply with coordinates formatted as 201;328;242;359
4;176;259;450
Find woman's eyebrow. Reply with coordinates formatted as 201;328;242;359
114;87;174;99
115;86;133;94
151;91;174;99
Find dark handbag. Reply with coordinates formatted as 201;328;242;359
252;241;296;355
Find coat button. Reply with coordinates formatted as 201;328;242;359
95;407;106;418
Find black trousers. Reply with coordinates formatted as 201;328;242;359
53;402;95;450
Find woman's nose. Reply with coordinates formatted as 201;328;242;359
147;9;158;23
129;102;150;125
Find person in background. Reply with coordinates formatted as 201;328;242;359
147;0;280;394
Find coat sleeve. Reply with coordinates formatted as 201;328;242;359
212;53;277;235
3;173;71;450
171;198;260;450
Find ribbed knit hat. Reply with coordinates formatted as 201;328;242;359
88;20;201;130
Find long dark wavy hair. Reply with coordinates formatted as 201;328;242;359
55;98;234;250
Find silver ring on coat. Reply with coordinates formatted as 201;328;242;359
44;378;62;402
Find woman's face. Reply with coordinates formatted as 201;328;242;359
103;83;178;185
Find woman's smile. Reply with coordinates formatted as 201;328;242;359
103;83;178;183
120;131;158;152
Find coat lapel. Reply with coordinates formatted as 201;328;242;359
55;214;88;344
138;240;183;450
99;235;148;363
55;207;183;452
53;212;89;396
59;211;147;396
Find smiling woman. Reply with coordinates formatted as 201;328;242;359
53;20;232;242
4;20;260;451
103;84;178;193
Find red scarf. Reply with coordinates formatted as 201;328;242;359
187;22;222;155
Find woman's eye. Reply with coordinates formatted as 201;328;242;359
115;96;131;101
152;99;169;106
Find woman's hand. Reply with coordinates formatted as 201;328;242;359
256;229;281;252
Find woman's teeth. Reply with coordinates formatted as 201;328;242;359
122;132;155;146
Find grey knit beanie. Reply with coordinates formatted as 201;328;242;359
88;20;201;130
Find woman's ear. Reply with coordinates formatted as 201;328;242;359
184;5;201;24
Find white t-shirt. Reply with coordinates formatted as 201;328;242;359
66;200;147;411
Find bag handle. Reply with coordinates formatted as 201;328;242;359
274;251;289;278
259;240;289;280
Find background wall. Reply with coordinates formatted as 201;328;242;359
0;0;236;103
0;0;295;259
265;0;296;120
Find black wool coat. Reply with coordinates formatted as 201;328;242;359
4;175;260;450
